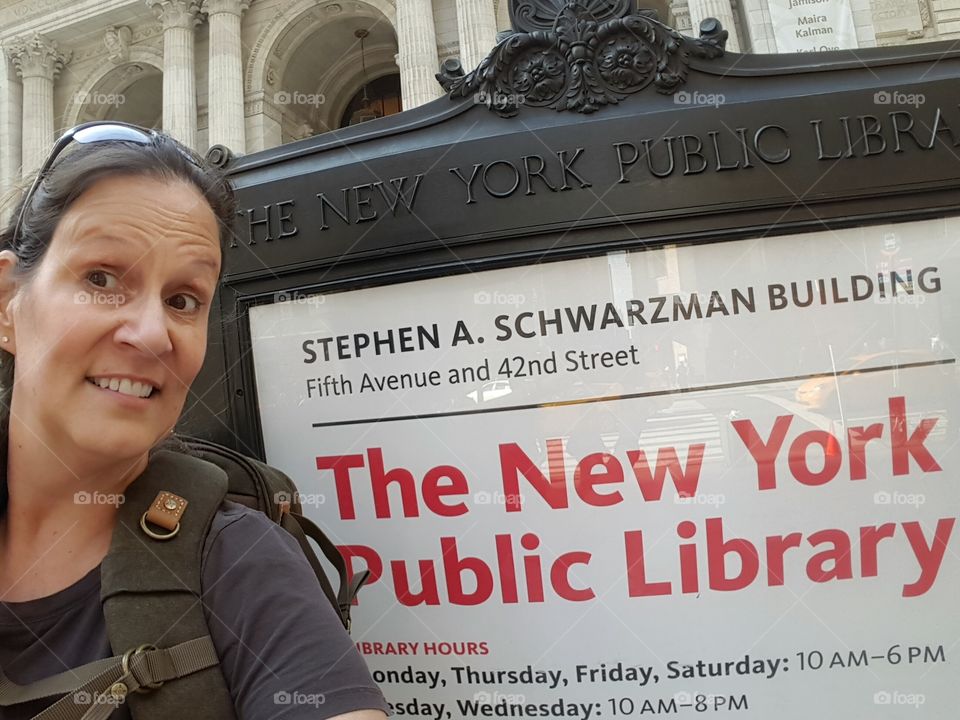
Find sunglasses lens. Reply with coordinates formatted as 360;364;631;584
12;122;205;245
72;124;153;145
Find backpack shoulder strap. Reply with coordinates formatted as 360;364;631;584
100;449;237;720
280;511;370;631
0;636;220;720
179;435;371;632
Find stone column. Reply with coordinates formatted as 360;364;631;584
202;0;248;153
6;34;68;176
395;0;443;109
0;55;23;199
669;0;694;33
456;0;498;70
688;0;742;52
147;0;201;148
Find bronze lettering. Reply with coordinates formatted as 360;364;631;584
889;111;924;153
753;125;791;164
449;163;483;204
276;200;298;239
679;135;707;175
858;115;886;156
374;174;424;213
557;148;591;189
245;204;271;245
708;130;740;171
927;107;958;149
810;119;842;160
482;160;522;198
317;189;350;230
522;154;557;195
642;137;675;178
354;183;378;222
613;142;639;183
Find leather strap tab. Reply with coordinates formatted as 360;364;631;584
143;491;187;532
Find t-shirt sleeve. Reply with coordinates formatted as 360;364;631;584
200;503;389;720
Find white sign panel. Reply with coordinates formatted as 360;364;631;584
250;217;958;718
869;0;923;38
768;0;857;52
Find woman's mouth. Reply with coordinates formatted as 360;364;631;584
86;377;158;399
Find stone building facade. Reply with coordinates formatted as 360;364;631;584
0;0;950;190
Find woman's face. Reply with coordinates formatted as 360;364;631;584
2;174;221;467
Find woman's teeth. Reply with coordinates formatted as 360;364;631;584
88;377;155;399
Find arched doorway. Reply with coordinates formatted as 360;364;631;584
72;62;162;128
339;73;402;127
249;2;399;145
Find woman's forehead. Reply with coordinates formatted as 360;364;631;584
56;175;220;249
70;174;214;216
31;176;222;285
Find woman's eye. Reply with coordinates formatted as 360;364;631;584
167;294;201;313
87;270;118;289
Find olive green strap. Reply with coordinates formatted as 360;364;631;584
100;450;237;720
34;635;219;720
0;636;220;720
0;658;120;705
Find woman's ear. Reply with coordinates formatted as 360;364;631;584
0;249;20;354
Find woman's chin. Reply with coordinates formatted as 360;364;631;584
70;429;156;471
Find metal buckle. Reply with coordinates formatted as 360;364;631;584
140;512;180;540
121;643;163;693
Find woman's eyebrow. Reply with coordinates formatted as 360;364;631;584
185;254;221;273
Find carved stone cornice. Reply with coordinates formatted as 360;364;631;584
5;33;70;81
201;0;252;17
443;0;727;116
146;0;202;30
104;25;132;64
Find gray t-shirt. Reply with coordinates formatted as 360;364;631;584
0;501;388;720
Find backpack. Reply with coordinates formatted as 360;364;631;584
0;436;370;720
181;435;370;632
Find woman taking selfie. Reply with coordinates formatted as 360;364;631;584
0;122;389;720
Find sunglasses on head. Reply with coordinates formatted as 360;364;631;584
12;121;203;246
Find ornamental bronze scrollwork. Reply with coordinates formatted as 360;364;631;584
444;0;727;116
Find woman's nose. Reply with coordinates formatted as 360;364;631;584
113;295;174;356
